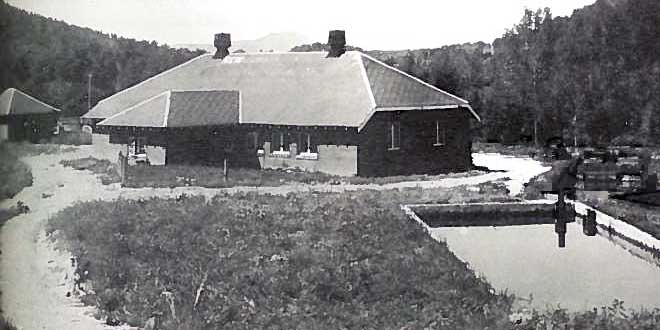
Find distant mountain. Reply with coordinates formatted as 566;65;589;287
175;32;312;53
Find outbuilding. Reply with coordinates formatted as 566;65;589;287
0;88;60;142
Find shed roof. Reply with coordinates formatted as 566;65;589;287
0;88;61;116
86;51;478;130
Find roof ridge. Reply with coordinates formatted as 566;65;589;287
98;90;170;126
163;91;172;127
12;88;61;113
87;54;212;116
6;88;15;115
358;52;469;105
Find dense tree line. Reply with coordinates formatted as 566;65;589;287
388;0;660;146
0;1;204;116
295;0;659;146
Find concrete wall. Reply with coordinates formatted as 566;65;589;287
259;142;358;176
91;133;124;161
145;146;166;165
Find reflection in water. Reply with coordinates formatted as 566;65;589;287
430;223;660;312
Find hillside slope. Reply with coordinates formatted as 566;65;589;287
0;1;204;116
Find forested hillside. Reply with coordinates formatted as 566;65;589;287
0;1;204;116
296;0;659;146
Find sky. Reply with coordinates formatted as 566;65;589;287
7;0;597;50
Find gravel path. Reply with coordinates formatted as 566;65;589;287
0;147;546;330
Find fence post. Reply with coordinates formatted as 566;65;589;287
118;151;127;187
223;158;228;182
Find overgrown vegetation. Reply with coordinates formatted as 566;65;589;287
0;143;33;200
47;183;516;329
124;164;483;189
60;157;121;185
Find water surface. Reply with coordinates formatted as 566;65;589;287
431;223;660;311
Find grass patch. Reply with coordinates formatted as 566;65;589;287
47;183;515;329
125;164;485;189
60;157;121;185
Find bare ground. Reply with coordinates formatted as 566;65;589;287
0;146;547;330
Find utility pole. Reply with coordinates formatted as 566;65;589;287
87;73;93;111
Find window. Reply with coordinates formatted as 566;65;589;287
434;120;446;146
246;132;261;151
388;119;401;150
271;131;289;152
297;132;317;154
130;136;146;154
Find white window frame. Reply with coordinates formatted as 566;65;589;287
271;131;290;157
388;120;401;151
433;120;446;147
295;132;319;160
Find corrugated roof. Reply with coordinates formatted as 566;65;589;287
98;90;240;128
0;88;61;116
85;51;477;129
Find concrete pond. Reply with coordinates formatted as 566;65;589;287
404;202;660;312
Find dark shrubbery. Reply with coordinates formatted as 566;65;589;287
47;184;515;329
0;143;33;200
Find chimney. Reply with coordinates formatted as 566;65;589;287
327;30;346;58
213;33;231;59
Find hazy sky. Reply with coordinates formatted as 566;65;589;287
8;0;596;50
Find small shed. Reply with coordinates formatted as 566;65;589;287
0;88;61;142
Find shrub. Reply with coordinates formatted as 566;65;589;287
0;143;33;200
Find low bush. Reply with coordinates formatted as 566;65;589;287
60;157;121;185
0;143;33;200
47;183;515;329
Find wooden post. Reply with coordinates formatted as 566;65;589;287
223;158;228;182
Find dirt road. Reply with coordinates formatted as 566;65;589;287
0;147;546;330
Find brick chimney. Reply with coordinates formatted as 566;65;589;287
327;30;346;58
213;33;231;59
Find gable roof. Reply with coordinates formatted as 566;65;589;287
98;90;240;128
0;88;61;116
84;51;478;130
